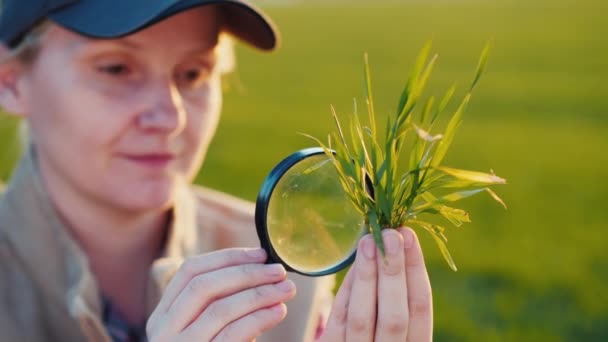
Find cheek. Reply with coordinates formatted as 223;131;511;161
27;64;134;152
181;80;223;178
189;83;222;142
25;60;142;202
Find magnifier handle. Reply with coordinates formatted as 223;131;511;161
259;240;281;265
264;256;279;265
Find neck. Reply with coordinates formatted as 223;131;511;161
41;170;169;268
37;155;170;325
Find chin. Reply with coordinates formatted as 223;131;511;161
111;179;177;213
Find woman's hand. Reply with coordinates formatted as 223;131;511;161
319;228;433;341
146;248;296;341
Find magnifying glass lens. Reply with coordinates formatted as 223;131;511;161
266;153;364;274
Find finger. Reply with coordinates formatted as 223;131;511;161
320;265;355;341
166;263;287;332
207;303;288;342
400;227;433;342
345;235;377;342
156;248;267;314
183;279;296;339
375;229;409;341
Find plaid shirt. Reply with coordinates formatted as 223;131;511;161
102;297;147;342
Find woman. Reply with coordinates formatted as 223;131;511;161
0;0;433;341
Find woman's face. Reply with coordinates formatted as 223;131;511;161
20;7;224;212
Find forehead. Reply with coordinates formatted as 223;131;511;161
44;6;221;55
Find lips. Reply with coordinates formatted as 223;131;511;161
122;153;176;168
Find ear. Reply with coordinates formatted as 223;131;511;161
0;44;30;117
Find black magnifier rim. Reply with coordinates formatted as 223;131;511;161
255;147;359;277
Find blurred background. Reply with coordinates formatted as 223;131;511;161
1;0;606;340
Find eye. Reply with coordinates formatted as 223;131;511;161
97;64;130;76
177;64;212;89
176;61;211;88
186;69;201;81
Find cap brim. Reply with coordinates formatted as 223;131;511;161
49;0;279;51
218;2;279;51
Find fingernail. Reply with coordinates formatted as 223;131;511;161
402;229;414;249
246;248;266;260
384;230;401;255
266;264;286;276
275;280;295;292
362;237;376;260
269;303;287;315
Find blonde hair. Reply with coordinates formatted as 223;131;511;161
0;22;52;148
0;21;52;65
216;32;236;75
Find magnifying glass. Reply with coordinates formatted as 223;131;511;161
255;147;366;276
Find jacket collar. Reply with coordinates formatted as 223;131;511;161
0;146;198;320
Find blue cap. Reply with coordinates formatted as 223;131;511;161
0;0;279;50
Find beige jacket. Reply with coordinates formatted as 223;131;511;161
0;150;334;342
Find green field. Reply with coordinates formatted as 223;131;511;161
1;0;607;340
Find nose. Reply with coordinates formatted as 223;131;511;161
137;79;186;138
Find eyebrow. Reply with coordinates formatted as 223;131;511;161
67;37;142;52
66;34;220;66
108;38;142;49
77;39;141;50
70;37;220;56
